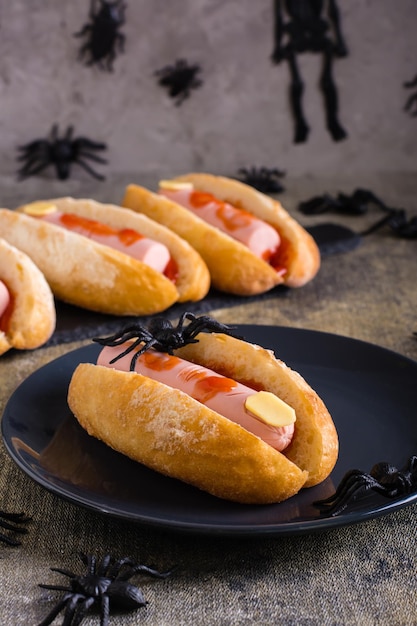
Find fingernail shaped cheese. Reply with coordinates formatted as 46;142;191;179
22;202;171;275
245;391;296;427
97;344;295;452
159;181;281;262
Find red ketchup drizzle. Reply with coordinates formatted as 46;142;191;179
141;350;238;403
190;191;254;231
0;285;14;333
59;213;178;282
142;351;180;370
190;191;287;276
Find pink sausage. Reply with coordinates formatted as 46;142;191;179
37;210;171;275
0;280;10;320
97;344;294;452
159;187;280;261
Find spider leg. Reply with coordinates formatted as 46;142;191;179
63;595;93;626
93;328;151;347
0;510;30;523
97;553;113;576
128;340;157;370
77;42;93;63
0;531;22;546
73;137;107;151
116;32;126;53
17;139;50;154
63;125;74;141
174;90;188;107
110;339;156;368
129;563;174;579
404;92;417;116
17;149;47;165
99;594;110;626
404;74;417;89
17;158;51;180
184;316;237;342
405;455;417;472
177;311;197;331
105;556;135;579
315;471;381;516
0;516;29;534
37;594;72;626
80;552;97;575
93;326;153;346
73;23;92;38
49;566;77;579
73;157;106;180
70;597;96;626
75;149;108;164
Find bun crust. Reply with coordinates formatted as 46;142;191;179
42;197;210;304
0;208;178;315
121;173;320;295
175;332;338;487
0;237;56;354
67;332;338;503
68;363;308;504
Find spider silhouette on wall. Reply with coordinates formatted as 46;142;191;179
271;0;348;143
74;0;126;71
155;59;203;106
17;125;107;181
404;74;417;116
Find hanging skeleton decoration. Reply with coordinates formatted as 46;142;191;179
404;74;417;116
271;0;348;143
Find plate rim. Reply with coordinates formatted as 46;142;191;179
2;325;417;536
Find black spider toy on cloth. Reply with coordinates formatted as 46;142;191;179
404;74;417;117
155;59;203;106
271;0;348;143
74;0;126;71
299;188;417;239
0;509;30;546
236;167;286;193
38;552;173;626
93;312;238;372
314;455;417;517
17;124;108;181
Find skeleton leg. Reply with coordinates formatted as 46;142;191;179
287;52;309;143
320;49;347;141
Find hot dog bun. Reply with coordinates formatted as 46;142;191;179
0;237;56;355
67;331;338;504
0;197;209;315
121;173;320;295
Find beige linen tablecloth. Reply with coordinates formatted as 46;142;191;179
0;173;416;625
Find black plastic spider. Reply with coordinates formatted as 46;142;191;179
38;552;172;626
236;167;286;193
93;312;237;371
271;0;348;143
404;74;417;116
314;455;417;517
299;189;417;239
155;59;203;106
0;509;30;546
299;188;385;216
74;0;126;71
17;124;107;181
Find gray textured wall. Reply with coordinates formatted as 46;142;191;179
1;0;416;182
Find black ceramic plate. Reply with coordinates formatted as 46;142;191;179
2;326;417;536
